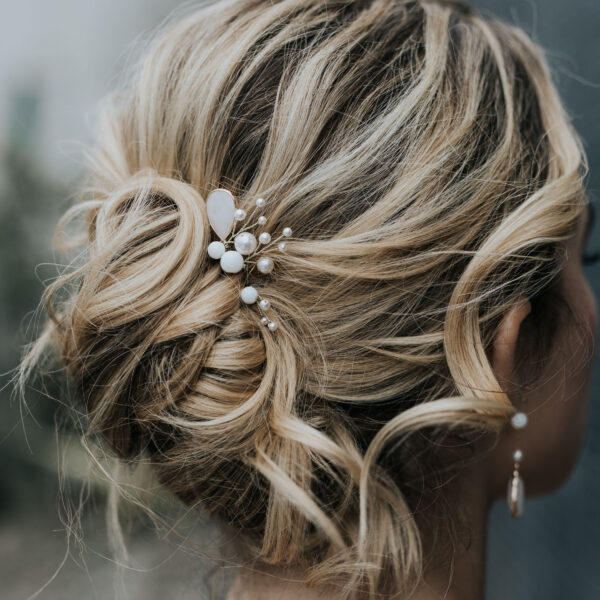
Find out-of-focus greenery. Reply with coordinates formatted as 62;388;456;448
0;142;69;512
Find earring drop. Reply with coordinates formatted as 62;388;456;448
507;448;524;518
507;409;528;518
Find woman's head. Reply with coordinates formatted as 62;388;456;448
20;0;595;597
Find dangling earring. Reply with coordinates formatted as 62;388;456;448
507;410;527;518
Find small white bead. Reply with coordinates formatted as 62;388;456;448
261;316;269;325
511;412;528;430
207;241;226;259
259;298;270;310
256;197;265;208
256;257;274;274
234;208;246;221
278;242;287;252
258;232;271;245
257;216;267;225
282;227;292;237
220;250;244;273
240;286;258;304
234;232;257;255
513;449;523;462
267;321;278;331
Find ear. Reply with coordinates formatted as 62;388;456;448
490;298;532;395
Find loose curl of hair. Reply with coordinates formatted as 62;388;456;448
18;0;588;598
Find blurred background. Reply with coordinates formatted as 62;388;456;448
1;1;599;599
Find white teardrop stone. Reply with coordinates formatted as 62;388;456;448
206;188;236;240
220;250;244;273
240;286;258;304
207;241;226;259
234;232;257;255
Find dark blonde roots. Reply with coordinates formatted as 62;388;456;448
19;0;587;598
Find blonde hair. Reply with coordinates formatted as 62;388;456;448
18;0;587;597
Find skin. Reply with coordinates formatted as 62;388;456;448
227;205;598;600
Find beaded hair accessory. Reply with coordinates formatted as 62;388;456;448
205;188;292;332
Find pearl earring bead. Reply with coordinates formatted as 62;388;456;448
241;286;258;304
259;298;270;310
261;316;269;325
267;321;278;331
234;232;257;255
513;449;523;462
220;250;244;273
208;241;226;259
257;257;274;274
282;227;292;237
510;412;528;429
256;197;265;208
234;208;246;221
258;216;267;225
259;232;271;245
278;242;286;252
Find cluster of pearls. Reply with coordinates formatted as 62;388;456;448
240;286;277;330
206;190;293;332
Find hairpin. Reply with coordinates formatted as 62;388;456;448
205;188;292;332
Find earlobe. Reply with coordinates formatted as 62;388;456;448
490;298;532;395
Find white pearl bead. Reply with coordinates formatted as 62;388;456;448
510;412;528;429
257;216;267;225
234;208;246;221
234;232;257;255
207;241;226;259
258;232;271;245
282;227;292;237
259;298;270;310
261;317;269;325
278;242;286;252
220;250;244;273
267;321;278;331
240;286;258;304
257;257;274;274
256;197;265;208
513;449;523;462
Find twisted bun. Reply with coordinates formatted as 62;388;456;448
60;170;245;449
53;166;328;547
22;0;587;598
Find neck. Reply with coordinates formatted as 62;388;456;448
412;485;491;599
409;447;494;600
228;451;495;600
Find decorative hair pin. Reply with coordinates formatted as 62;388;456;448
205;188;292;331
